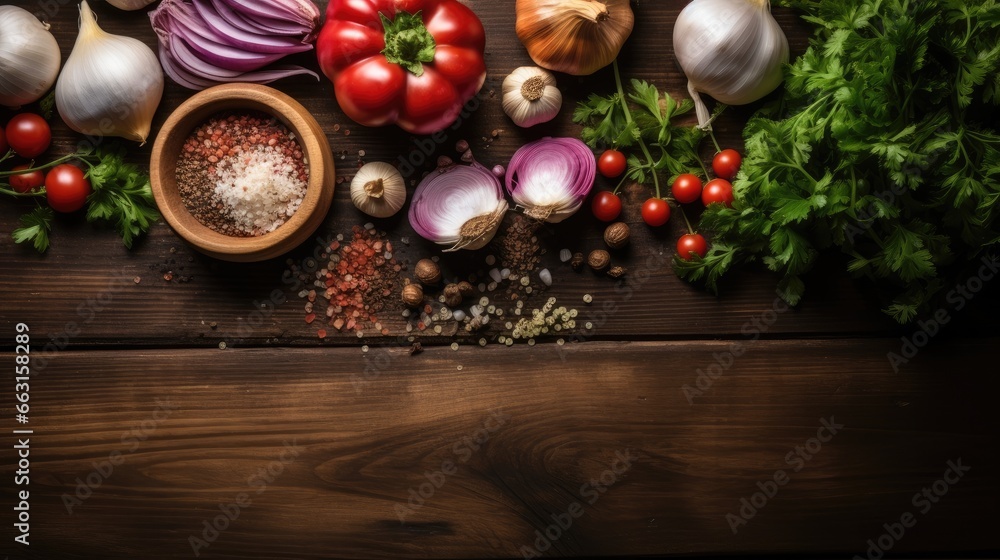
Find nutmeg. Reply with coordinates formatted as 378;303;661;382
588;250;611;271
401;283;424;308
414;259;442;285
457;281;475;297
443;283;463;307
570;252;585;271
604;222;631;249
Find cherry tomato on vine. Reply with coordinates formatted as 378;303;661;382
713;149;742;181
5;113;51;159
671;174;703;204
9;165;45;193
0;126;8;155
702;178;734;208
641;198;671;227
597;149;627;178
591;190;622;222
677;233;709;261
45;164;91;213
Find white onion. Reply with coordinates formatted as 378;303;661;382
56;0;164;144
673;0;789;129
0;6;61;109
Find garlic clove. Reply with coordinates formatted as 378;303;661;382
515;0;634;76
55;0;164;144
502;66;563;128
350;162;407;218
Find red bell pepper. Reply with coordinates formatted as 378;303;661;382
317;0;487;135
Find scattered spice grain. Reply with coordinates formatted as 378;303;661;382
293;226;401;335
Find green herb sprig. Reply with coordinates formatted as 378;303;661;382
1;144;160;252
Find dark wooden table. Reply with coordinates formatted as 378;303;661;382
2;1;998;558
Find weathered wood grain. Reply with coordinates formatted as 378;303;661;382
1;340;997;558
2;2;999;559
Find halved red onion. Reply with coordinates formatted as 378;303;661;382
505;137;597;223
409;163;510;252
150;0;318;89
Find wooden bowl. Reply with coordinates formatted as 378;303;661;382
150;84;335;262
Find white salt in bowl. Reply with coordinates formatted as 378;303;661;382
150;84;335;262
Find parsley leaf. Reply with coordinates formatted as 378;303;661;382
84;146;161;249
12;207;54;252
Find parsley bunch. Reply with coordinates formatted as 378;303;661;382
2;144;160;252
676;0;1000;323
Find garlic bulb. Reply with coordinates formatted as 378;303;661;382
55;0;164;144
502;67;562;128
515;0;633;76
673;0;789;129
351;162;406;218
107;0;157;9
0;6;61;109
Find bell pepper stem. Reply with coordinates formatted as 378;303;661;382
381;11;437;77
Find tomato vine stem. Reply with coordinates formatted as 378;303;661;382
613;59;662;199
679;205;695;235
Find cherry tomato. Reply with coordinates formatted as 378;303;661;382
713;149;742;181
677;233;709;261
591;191;622;222
5;113;51;159
45;164;92;213
702;178;734;208
9;165;45;193
641;198;671;227
0;126;8;155
671;174;703;204
597;149;627;178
